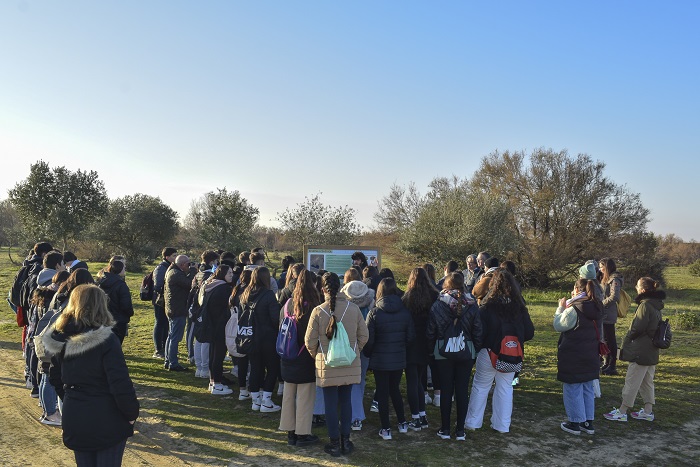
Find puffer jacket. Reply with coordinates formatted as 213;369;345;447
44;320;139;451
602;272;623;324
305;296;369;387
620;290;665;366
165;264;195;318
364;295;415;371
555;299;603;383
97;272;134;324
200;280;233;341
240;287;280;351
426;291;484;360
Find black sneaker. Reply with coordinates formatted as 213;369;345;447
581;420;595;435
560;421;581;435
420;415;429;428
437;428;450;440
455;430;466;441
30;387;39;398
169;365;189;372
407;419;422;431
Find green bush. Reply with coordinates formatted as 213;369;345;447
670;310;700;331
689;259;700;277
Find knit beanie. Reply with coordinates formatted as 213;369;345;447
341;280;369;300
579;263;597;280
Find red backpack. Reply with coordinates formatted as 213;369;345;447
489;320;523;373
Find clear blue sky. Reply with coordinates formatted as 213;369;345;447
1;1;698;240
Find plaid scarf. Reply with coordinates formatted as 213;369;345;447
438;289;475;311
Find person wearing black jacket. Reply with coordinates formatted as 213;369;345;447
426;272;483;441
364;278;415;440
402;267;439;431
189;251;219;378
240;267;281;412
199;265;233;395
164;255;196;371
97;259;134;344
465;268;534;434
554;278;603;435
152;247;177;359
43;284;139;466
279;269;321;447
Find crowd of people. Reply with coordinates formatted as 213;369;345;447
7;243;668;464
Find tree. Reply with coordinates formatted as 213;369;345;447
277;194;361;248
0;199;30;263
91;194;179;269
471;148;650;286
378;176;518;264
8;160;107;250
373;182;424;234
184;188;259;253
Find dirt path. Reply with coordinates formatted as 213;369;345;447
0;341;208;467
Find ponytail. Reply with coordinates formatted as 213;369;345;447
322;272;340;340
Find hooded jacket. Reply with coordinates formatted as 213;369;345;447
199;279;232;341
555;299;603;384
44;321;139;451
426;291;484;360
341;280;375;319
363;295;415;371
97;272;134;324
620;290;666;366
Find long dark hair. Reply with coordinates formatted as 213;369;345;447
322;272;341;340
376;278;399;301
293;269;320;319
575;278;603;312
211;264;230;282
230;268;252;307
487;269;526;319
422;263;436;284
56;269;95;296
402;267;438;318
241;267;271;304
599;258;617;284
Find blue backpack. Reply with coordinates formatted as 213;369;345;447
276;300;304;360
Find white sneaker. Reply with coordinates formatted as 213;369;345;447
425;393;433;405
239;390;251;401
252;395;261;411
199;370;210;379
195;369;202;378
398;422;409;433
277;382;285;396
603;407;628;422
40;412;62;426
630;408;654;421
260;399;281;413
211;384;233;396
433;395;441;407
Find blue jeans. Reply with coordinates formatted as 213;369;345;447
323;385;352;438
314;385;325;415
563;381;595;423
165;317;186;367
153;305;168;355
39;373;58;416
351;353;370;422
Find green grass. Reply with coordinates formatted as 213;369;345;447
1;251;699;466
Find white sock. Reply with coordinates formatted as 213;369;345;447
419;411;426;417
251;392;260;402
412;415;420;419
262;391;273;401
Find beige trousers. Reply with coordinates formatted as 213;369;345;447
278;382;316;435
622;362;656;407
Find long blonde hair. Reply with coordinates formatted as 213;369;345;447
55;284;114;332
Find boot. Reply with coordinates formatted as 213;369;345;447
295;433;319;447
287;431;297;446
602;356;618;375
340;434;354;455
324;437;341;457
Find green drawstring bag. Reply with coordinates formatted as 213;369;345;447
319;303;357;368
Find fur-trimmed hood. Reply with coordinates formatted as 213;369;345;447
635;289;666;305
42;324;115;359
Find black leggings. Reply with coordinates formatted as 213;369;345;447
374;369;406;429
208;336;227;383
237;356;249;389
248;345;280;393
436;359;473;432
406;363;426;415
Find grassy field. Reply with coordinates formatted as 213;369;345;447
1;253;699;466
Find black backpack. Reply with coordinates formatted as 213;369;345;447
652;318;672;349
9;263;32;308
139;270;154;301
438;316;474;361
18;264;43;322
235;298;258;355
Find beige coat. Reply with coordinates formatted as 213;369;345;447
304;296;369;387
